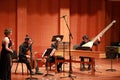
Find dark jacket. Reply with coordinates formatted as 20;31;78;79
19;42;32;59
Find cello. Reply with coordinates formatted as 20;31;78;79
26;50;37;69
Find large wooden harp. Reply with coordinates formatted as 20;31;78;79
82;20;116;48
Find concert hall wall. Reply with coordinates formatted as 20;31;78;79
0;0;120;54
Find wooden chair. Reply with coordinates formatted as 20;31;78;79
11;50;28;75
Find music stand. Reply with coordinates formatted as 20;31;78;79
105;46;117;72
42;48;56;77
51;35;63;42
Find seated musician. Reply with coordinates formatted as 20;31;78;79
46;37;65;72
76;35;100;71
19;35;43;75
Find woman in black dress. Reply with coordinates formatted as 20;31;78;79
0;28;13;80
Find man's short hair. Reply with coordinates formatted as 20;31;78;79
82;35;89;40
25;34;31;42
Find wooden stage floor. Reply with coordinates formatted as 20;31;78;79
11;58;120;80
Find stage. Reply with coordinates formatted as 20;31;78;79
11;58;120;80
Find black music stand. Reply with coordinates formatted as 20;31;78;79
51;35;63;42
42;48;55;77
105;46;117;72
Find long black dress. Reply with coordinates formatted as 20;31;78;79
0;37;12;80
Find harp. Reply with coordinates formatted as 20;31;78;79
82;20;116;48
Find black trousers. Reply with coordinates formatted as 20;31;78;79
46;56;65;71
80;56;92;68
19;57;32;73
19;57;40;73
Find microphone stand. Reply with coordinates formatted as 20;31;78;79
26;44;38;80
60;16;76;80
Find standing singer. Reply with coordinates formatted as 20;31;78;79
0;28;13;80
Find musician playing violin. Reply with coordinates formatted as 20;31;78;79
19;35;43;75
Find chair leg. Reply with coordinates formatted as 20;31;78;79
15;62;24;75
15;62;19;74
50;63;51;70
21;63;24;75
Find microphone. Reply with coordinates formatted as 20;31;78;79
60;15;67;18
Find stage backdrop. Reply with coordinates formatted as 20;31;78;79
0;0;120;55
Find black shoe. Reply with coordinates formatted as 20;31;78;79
80;67;85;71
30;71;35;75
35;71;43;75
80;64;86;71
88;66;91;71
